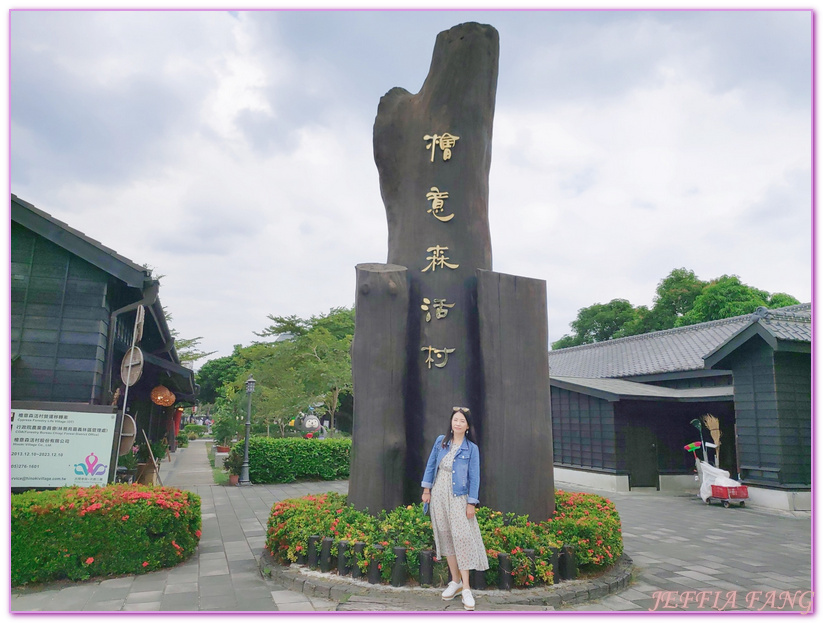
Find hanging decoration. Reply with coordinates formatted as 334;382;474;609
150;385;176;407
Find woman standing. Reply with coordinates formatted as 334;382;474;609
421;407;488;611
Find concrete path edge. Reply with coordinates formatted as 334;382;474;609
259;548;634;608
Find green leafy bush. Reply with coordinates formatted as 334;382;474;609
225;437;350;483
119;445;140;471
175;433;189;447
264;490;622;588
222;445;243;476
476;507;556;587
548;490;623;567
11;484;201;586
184;424;208;437
211;414;239;446
136;439;168;463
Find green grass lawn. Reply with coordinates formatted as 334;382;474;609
205;441;229;485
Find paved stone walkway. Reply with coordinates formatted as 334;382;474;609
9;438;813;613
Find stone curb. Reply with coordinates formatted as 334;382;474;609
258;550;633;609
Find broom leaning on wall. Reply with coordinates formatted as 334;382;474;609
702;414;722;468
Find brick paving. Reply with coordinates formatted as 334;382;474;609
10;438;813;613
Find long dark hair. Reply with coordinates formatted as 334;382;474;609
441;407;477;448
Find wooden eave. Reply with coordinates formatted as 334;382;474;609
11;194;151;289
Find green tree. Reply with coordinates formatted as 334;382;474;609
551;268;801;349
618;268;708;337
300;328;352;432
245;339;308;437
163;308;216;364
213;307;355;436
768;292;801;308
551;299;637;349
676;275;770;326
254;306;354;341
195;347;246;404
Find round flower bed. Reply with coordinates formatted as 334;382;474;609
265;490;622;588
11;484;201;586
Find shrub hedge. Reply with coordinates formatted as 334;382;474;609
184;424;208;436
265;489;623;588
11;484;201;587
224;437;351;483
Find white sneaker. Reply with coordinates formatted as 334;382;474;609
462;589;475;610
441;580;463;600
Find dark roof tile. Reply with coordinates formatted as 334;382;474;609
548;304;810;379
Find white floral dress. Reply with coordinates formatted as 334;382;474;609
430;442;489;571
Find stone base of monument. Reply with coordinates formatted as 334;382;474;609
258;549;633;611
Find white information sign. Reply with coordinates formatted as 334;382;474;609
11;409;118;488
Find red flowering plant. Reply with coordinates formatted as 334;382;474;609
477;507;560;587
545;490;623;568
11;484;201;586
266;492;378;565
364;504;434;582
265;490;622;589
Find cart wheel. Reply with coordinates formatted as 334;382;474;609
739;501;745;507
722;501;730;508
705;498;711;504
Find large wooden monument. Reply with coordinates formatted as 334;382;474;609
349;22;555;521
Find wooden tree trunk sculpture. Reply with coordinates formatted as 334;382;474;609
350;22;555;520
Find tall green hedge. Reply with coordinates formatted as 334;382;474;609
225;437;351;483
11;485;201;586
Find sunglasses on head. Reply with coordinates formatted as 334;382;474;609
452;406;470;413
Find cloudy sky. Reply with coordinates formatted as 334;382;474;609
9;9;812;366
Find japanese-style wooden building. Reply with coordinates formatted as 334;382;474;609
10;194;196;478
548;304;811;511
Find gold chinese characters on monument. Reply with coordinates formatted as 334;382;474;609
422;245;459;273
421;298;455;322
423;132;460;162
420;131;462;370
420;346;456;369
426;187;454;222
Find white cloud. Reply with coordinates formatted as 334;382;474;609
10;10;812;360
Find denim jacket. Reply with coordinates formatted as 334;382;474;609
420;435;481;505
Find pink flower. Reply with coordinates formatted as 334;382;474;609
85;557;94;564
121;515;129;521
142;561;149;567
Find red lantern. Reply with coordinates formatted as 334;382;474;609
173;408;183;436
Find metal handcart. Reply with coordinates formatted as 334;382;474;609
696;459;748;508
685;441;748;508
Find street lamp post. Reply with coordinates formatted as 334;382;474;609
239;374;255;486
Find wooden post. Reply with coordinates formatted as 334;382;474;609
307;535;320;569
559;544;578;580
419;549;434;586
497;552;512;590
349;263;409;513
352;542;366;579
548;547;561;582
524;548;536;583
470;568;486;590
320;537;333;573
368;545;384;584
391;546;407;587
337;541;351;576
477;269;555;520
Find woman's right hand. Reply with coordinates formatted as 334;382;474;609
421;490;431;504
